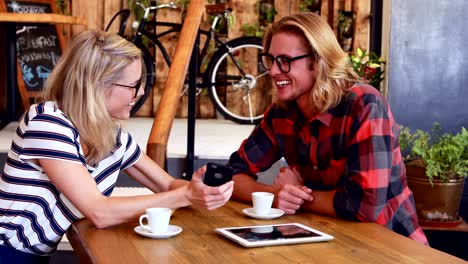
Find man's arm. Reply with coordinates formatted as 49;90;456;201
300;190;337;217
232;174;278;203
272;167;336;216
233;172;333;216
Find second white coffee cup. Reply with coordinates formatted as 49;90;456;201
252;192;274;215
139;207;172;234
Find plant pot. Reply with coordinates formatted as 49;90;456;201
406;163;465;223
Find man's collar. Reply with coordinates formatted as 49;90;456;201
314;111;332;126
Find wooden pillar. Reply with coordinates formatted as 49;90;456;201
147;0;206;167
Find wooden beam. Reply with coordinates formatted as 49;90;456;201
103;0;123;33
344;0;353;12
320;0;330;25
146;0;206;168
274;0;292;20
352;0;371;51
331;0;340;35
0;13;87;25
291;0;301;14
321;0;339;35
381;0;391;98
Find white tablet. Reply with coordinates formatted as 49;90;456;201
215;223;334;248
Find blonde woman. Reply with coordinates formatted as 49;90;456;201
0;30;233;263
228;12;428;245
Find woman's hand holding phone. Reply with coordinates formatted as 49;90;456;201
203;162;235;187
185;164;234;210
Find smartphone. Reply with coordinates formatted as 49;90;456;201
203;162;235;187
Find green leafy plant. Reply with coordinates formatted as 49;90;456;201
349;48;385;91
337;10;354;51
299;0;321;13
55;0;68;15
240;22;265;38
241;1;276;38
399;123;468;184
337;10;353;38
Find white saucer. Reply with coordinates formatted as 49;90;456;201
134;224;182;239
242;208;285;220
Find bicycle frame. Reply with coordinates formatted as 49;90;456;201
106;3;269;124
110;6;248;88
135;20;212;78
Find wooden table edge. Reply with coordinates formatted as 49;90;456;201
66;222;95;264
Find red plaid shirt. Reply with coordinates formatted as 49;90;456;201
229;84;428;245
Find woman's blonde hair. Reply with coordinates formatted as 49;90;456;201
263;12;358;112
41;30;142;164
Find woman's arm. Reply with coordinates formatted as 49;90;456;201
39;156;233;229
125;153;219;193
124;154;185;193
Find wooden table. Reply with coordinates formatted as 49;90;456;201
67;201;465;263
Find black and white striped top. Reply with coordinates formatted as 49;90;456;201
0;101;141;255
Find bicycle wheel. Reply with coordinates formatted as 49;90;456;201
131;45;155;115
206;37;271;124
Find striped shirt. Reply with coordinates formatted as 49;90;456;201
0;101;141;255
228;84;428;244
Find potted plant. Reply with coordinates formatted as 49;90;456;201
399;123;468;225
349;48;385;92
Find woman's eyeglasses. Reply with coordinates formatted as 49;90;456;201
112;80;142;98
260;53;316;73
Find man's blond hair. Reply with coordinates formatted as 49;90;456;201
263;12;358;113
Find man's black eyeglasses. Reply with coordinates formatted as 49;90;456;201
112;80;142;98
260;52;316;73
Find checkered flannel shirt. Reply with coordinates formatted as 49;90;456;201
229;84;428;245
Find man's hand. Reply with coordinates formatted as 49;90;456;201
275;184;313;214
274;166;303;187
272;166;312;214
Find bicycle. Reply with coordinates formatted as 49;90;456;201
105;1;272;124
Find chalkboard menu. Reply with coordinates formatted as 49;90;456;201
1;0;64;109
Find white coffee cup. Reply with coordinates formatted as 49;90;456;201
252;192;274;215
139;207;172;234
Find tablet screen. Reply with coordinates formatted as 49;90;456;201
230;224;320;241
216;223;334;247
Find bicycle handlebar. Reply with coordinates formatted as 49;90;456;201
135;1;177;19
